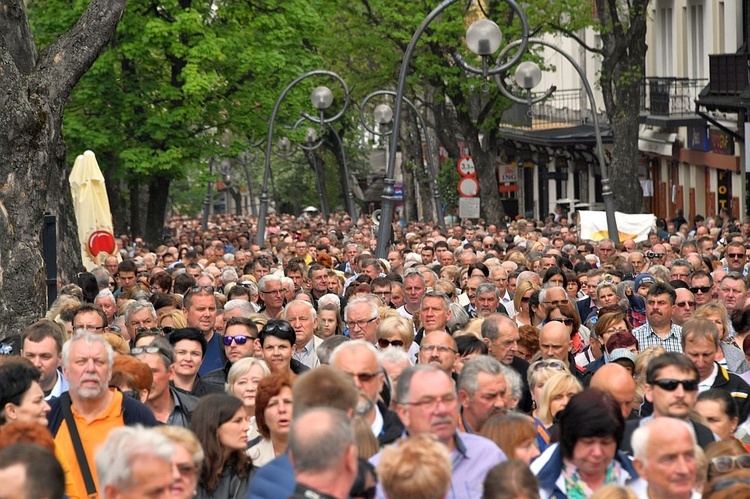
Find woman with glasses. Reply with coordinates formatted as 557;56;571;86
705;439;750;484
155;425;204;499
157;309;188;336
227;358;271;442
545;302;585;355
190;394;254;498
527;360;569;451
248;372;293;467
514;280;541;328
375;316;414;354
694;302;749;374
581;309;632;372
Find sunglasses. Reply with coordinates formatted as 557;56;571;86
131;346;161;356
530;359;567;372
727;253;746;259
136;326;164;336
710;455;750;473
521;296;531;303
344;371;381;383
161;326;175;335
675;301;696;308
222;335;254;346
548;317;574;326
378;338;405;349
650;378;699;391
188;285;215;294
263;320;294;334
690;286;711;294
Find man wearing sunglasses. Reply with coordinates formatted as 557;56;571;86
330;341;403;446
203;317;259;388
689;271;714;307
620;352;715;455
724;241;748;275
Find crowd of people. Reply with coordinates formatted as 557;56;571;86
2;209;750;498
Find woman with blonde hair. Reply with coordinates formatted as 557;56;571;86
694;301;748;374
158;309;187;334
155;425;204;499
375;316;414;353
377;434;451;499
514;280;541;327
536;372;583;447
527;359;568;451
226;357;271;441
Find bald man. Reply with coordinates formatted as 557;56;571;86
418;331;458;375
539;321;590;384
590;363;637;419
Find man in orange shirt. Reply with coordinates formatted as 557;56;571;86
47;331;157;499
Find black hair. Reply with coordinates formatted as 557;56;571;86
258;319;296;347
455;335;488;357
557;389;624;459
698;388;739;421
167;327;208;357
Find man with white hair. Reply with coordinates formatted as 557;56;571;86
96;426;176;499
330;340;404;446
47;332;157;498
258;274;286;319
285;300;324;370
631;418;698;499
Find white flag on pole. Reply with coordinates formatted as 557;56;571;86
579;211;656;243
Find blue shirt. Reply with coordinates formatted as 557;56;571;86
370;432;506;499
198;332;224;376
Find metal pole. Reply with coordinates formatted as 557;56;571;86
258;71;350;247
201;159;214;231
376;0;530;258
497;39;620;244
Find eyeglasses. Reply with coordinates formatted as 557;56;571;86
675;301;696;308
727;253;746;259
548;317;574;326
530;359;567;372
260;289;284;295
188;285;215;294
223;335;254;346
136;326;164;336
650;378;699;391
710;455;750;473
606;327;629;335
420;344;457;354
343;371;381;383
75;324;106;332
690;286;711;294
176;463;197;477
402;394;458;411
520;296;531;303
543;300;567;307
346;317;378;329
131;346;161;356
378;338;405;349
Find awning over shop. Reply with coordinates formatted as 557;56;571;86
638;126;678;157
498;124;613;148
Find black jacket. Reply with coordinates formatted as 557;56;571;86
170;387;200;427
377;401;404;446
203;360;232;389
711;362;750;423
511;356;533;413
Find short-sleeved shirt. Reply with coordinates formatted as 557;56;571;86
54;389;126;499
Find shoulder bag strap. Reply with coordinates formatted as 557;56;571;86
60;393;98;498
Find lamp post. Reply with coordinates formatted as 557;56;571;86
486;35;619;244
375;0;532;259
360;90;445;230
257;71;349;247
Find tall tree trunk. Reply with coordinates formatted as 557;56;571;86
146;174;171;245
0;0;127;337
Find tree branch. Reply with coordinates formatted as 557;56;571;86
0;0;38;75
546;22;605;55
33;0;127;112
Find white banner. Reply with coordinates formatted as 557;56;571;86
579;211;656;243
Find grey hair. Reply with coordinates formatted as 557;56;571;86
317;294;341;311
395;364;450;405
316;336;351;365
61;330;114;370
420;291;451;310
288;408;354;473
344;297;379;322
258;274;283;292
226;357;271;392
94;289;116;306
378;345;411;365
538;287;569;305
329;339;382;370
224;299;256;316
283;299;318;321
130;290;151;302
671;259;694;273
402;268;426;286
457;355;509;395
631;418;696;466
124;300;157;326
221;266;239;284
475;283;500;299
96;425;174;492
447;303;470;332
90;266;111;290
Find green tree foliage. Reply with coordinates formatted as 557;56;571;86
28;0;328;241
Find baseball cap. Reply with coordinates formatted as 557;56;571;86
634;274;655;292
609;348;637;365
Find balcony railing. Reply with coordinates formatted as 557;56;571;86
640;77;707;116
503;88;608;129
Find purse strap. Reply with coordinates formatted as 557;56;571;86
60;392;98;498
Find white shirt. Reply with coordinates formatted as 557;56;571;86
699;363;719;392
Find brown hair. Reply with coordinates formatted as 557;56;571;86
255;372;293;439
480;413;537;459
111;355;154;392
518;325;540;359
